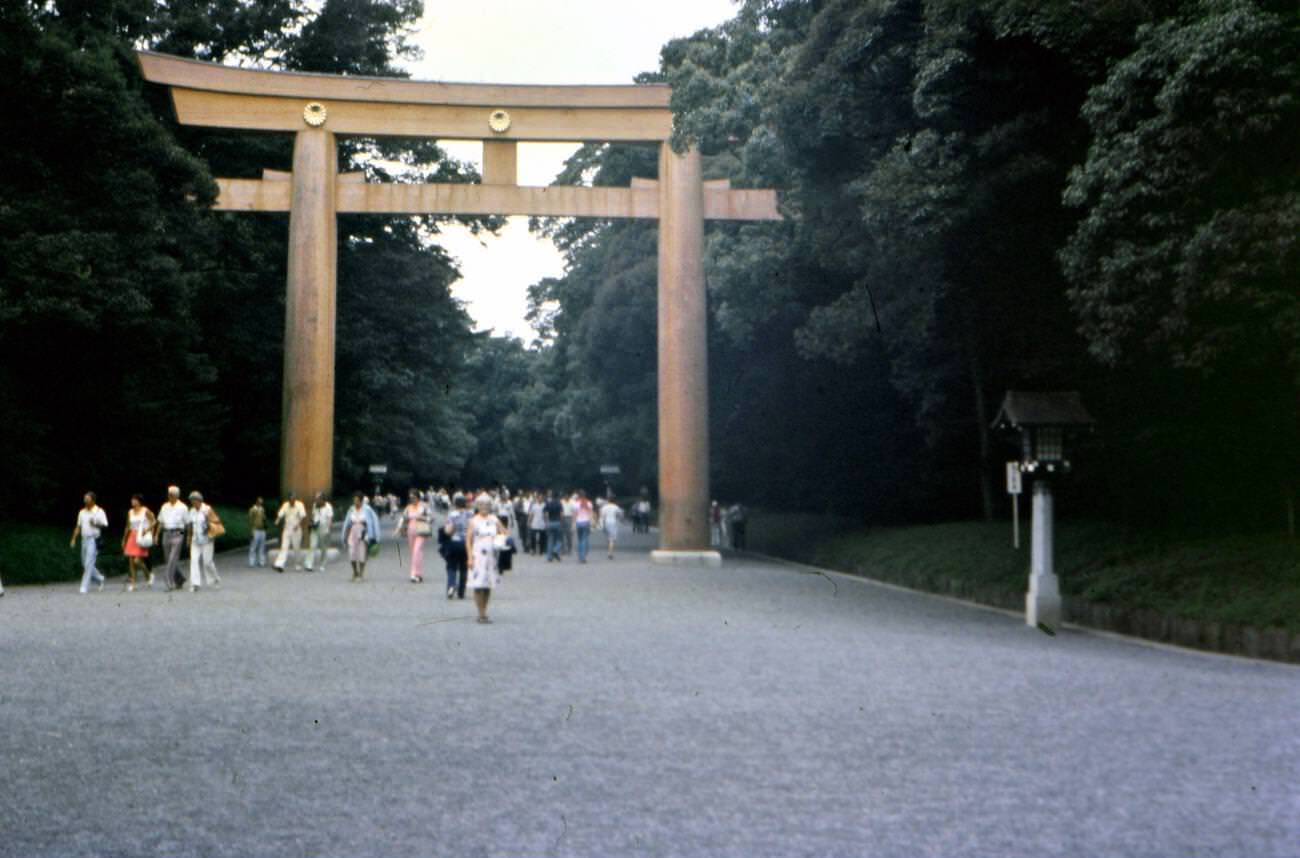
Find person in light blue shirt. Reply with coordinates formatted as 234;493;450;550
443;494;470;599
340;492;382;582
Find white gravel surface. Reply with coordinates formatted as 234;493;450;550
1;529;1296;857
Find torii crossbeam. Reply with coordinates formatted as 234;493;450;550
138;51;780;562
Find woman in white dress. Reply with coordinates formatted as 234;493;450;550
465;496;505;623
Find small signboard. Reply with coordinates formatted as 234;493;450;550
368;464;388;475
1007;461;1023;549
599;464;621;476
1006;461;1022;495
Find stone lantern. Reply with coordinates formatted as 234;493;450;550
992;391;1094;631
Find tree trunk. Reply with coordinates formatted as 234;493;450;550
1289;387;1300;539
1284;484;1295;539
970;349;994;522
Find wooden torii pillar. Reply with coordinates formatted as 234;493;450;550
137;51;779;562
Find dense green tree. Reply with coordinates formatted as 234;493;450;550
662;0;1099;518
1061;0;1300;531
527;0;1296;533
0;0;493;517
150;0;493;498
6;0;1295;537
1062;0;1299;375
0;1;225;515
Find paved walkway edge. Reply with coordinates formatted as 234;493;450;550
738;549;1300;668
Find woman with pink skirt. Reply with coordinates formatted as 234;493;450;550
396;488;432;583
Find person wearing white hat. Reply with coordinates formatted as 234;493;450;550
186;491;222;592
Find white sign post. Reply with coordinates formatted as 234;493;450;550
1006;461;1022;549
368;464;387;498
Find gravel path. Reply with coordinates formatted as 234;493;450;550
1;527;1296;857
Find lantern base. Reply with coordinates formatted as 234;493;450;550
1026;572;1061;631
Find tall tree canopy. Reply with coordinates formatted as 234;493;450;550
0;0;493;515
524;0;1298;529
2;0;1294;534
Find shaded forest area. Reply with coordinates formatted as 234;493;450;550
530;0;1299;533
1;0;1296;538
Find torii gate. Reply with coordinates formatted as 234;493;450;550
137;51;779;562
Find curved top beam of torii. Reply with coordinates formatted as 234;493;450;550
136;51;779;221
137;50;672;141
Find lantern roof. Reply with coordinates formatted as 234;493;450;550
992;391;1094;430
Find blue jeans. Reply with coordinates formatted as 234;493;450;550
576;522;591;562
444;541;467;596
546;523;563;560
248;529;267;566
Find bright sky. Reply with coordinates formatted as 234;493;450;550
404;0;738;342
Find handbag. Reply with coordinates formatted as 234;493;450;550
136;528;155;549
414;520;433;537
207;510;226;539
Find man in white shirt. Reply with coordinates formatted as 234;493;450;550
274;492;308;572
157;485;189;590
303;492;334;572
70;492;108;594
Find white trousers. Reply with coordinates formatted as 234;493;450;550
189;541;218;588
304;527;330;570
275;526;302;569
79;537;105;593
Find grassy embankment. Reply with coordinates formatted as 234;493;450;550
749;515;1300;634
0;505;253;588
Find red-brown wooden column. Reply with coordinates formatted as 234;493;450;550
281;127;338;498
653;144;718;564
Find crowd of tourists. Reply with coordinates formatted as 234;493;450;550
41;484;662;625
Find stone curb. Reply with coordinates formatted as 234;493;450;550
738;550;1300;666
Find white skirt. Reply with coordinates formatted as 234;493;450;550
468;545;498;590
